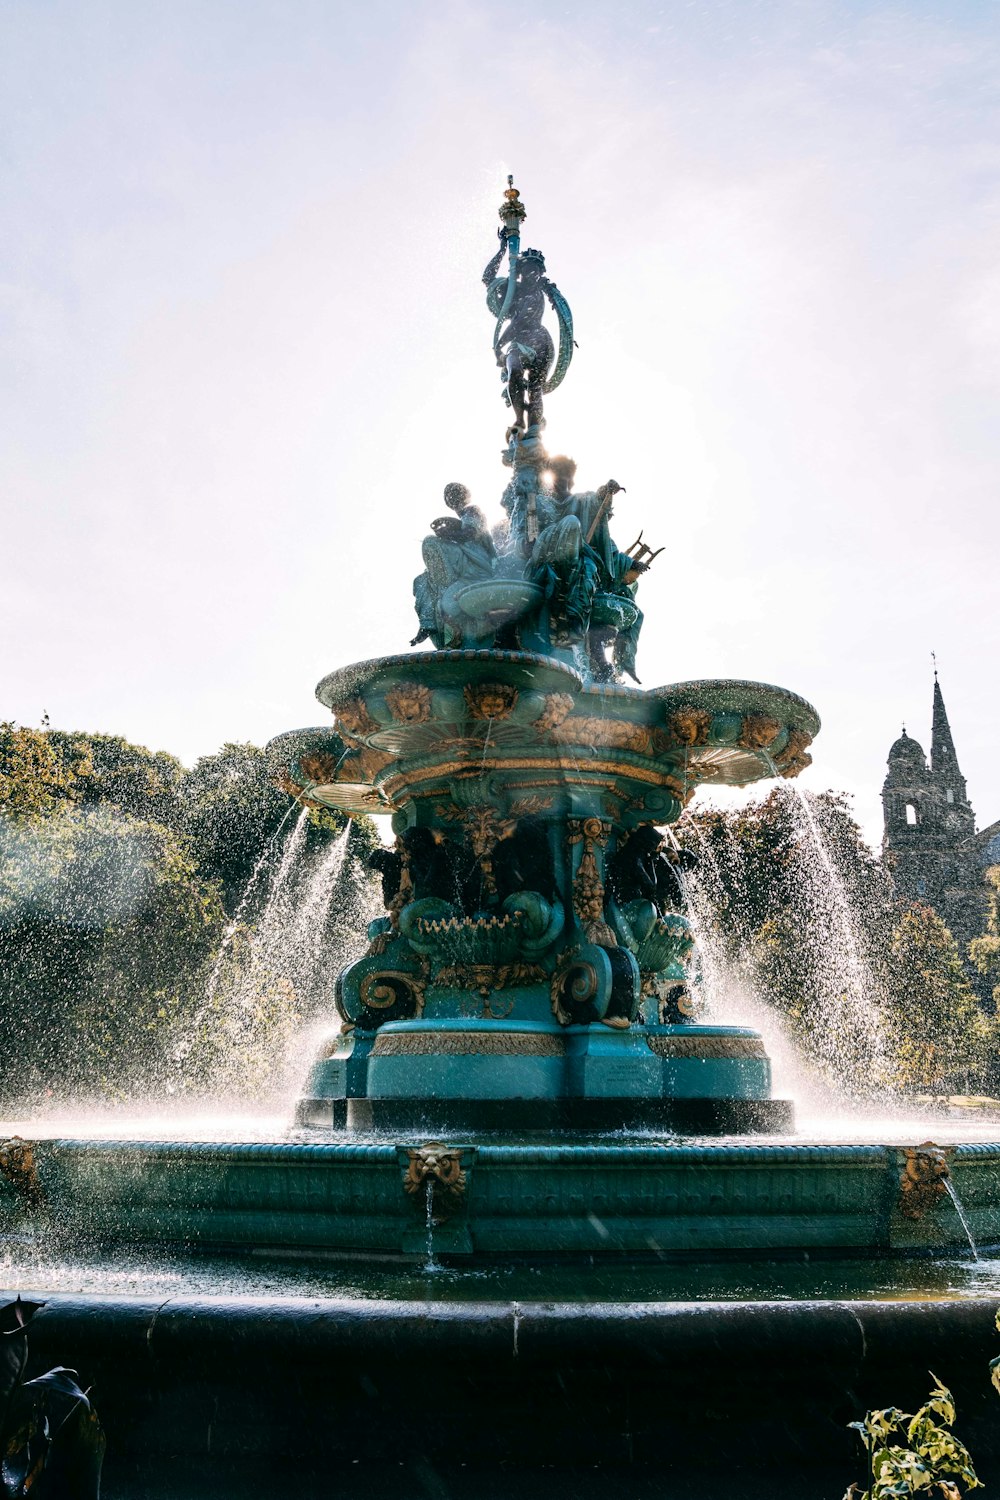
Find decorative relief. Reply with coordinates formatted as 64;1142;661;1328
773;728;814;778
738;715;782;751
552;716;651;754
641;976;704;1023
550;949;601;1027
664;705;713;748
436;802;525;897
898;1143;951;1220
567;817;615;944
463;682;519;720
375;1030;562;1057
298;752;341;784
385;682;432;724
533;693;575;733
0;1137;43;1207
334;697;380;739
434;962;547;999
645;1034;766;1059
358;966;428;1018
403;1142;467;1223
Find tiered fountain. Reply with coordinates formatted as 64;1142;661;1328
4;182;1000;1496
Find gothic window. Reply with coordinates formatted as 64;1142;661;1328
905;803;917;826
946;788;954;803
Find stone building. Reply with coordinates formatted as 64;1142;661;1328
882;675;1000;975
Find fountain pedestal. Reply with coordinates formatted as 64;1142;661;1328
272;651;817;1133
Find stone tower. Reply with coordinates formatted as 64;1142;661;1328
882;673;993;966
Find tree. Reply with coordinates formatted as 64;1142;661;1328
0;722;91;821
0;805;225;1099
969;866;1000;1013
884;901;994;1092
47;730;184;827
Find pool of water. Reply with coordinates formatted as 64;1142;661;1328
3;1231;1000;1304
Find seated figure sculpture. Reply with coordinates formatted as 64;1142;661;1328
525;456;647;681
411;483;495;648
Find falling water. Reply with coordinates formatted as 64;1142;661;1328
782;783;888;1082
424;1180;439;1273
673;782;890;1104
944;1179;980;1261
175;813;356;1100
202;799;304;1011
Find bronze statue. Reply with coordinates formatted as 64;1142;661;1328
411;484;495;648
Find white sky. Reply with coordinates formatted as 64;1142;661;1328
3;0;999;848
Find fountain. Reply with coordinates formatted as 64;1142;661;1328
4;181;1000;1494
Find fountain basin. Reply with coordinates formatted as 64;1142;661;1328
4;1136;999;1260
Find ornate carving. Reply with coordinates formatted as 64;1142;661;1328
898;1143;951;1220
645;1033;766;1058
552;716;651;754
665;705;712;748
774;728;814;778
434;962;548;998
436;802;517;898
385;682;432;724
567;817;615;944
376;1030;562;1056
358;967;428;1018
463;682;519;720
334;697;380;739
298;752;341;784
403;1142;467;1223
738;715;782;751
533;693;575;733
0;1137;43;1207
550;949;601;1026
641;976;704;1023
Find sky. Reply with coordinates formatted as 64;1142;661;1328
3;0;999;847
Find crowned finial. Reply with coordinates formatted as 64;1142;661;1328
499;175;527;233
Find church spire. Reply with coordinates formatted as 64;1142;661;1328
930;671;961;778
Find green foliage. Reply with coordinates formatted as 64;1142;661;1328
677;788;997;1095
178;742;308;916
0;805;225;1097
0;720;380;1105
0;723;91;821
888;903;996;1090
48;730;184;826
969;866;1000;1011
845;1376;980;1499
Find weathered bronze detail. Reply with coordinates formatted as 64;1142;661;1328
0;1137;43;1207
898;1143;951;1220
334;697;380;739
376;1030;562;1056
567;817;614;944
552;715;651;754
385;682;433;724
403;1142;468;1223
358;968;428;1017
738;715;782;751
533;693;575;733
641;976;703;1023
665;705;713;748
550;950;601;1026
434;962;548;998
463;682;519;720
774;728;814;778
